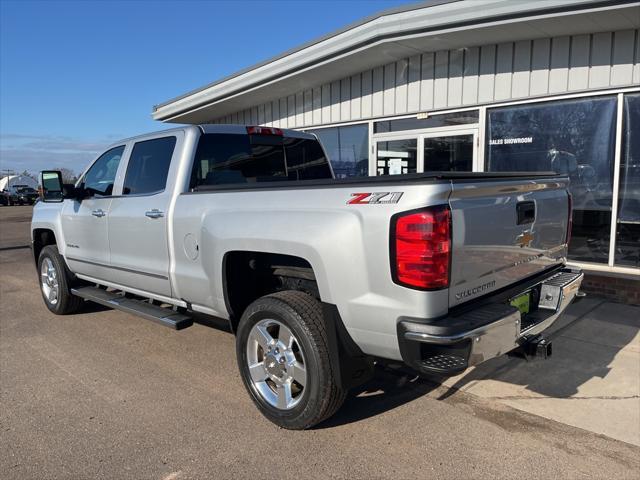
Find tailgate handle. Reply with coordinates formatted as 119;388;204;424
517;201;535;225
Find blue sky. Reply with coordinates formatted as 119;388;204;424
0;0;411;174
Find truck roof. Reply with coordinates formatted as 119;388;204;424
105;124;317;150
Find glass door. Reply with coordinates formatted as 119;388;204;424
375;137;417;176
373;127;478;176
422;129;477;172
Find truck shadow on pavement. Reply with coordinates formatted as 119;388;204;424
321;298;640;429
320;363;442;428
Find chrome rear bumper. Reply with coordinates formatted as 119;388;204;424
398;268;584;375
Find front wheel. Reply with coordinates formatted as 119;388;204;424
38;245;83;315
236;290;346;429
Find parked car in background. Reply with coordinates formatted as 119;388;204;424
9;186;39;205
0;189;10;206
31;124;583;429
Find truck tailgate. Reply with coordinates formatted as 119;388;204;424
448;176;569;307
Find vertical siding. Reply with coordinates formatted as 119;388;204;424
462;47;479;105
420;52;435;109
383;62;396;115
568;34;590;91
351;74;362;120
213;29;640;127
312;87;322;125
612;29;636;85
549;36;570;93
589;32;611;88
395;58;409;114
494;42;513;100
406;55;421;111
447;49;463;107
530;38;550;96
478;45;496;103
330;80;340;122
433;50;448;109
372;66;384;117
340;77;351;121
361;69;373;118
512;40;531;98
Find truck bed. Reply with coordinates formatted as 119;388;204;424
191;171;562;192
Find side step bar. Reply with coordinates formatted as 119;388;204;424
71;286;193;330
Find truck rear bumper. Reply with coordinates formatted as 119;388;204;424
398;268;583;375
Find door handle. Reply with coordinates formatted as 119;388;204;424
91;209;106;218
145;209;164;219
516;201;535;225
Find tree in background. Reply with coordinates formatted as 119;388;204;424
55;168;78;184
20;170;37;181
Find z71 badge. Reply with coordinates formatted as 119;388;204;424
347;192;403;205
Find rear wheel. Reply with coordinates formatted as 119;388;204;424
38;245;83;315
236;290;346;429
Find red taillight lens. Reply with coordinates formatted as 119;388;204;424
246;126;283;136
392;206;451;289
566;191;573;246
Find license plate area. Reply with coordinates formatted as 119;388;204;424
510;290;532;316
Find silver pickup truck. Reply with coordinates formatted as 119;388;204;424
32;124;583;429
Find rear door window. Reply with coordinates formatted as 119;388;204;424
123;137;176;195
190;133;331;189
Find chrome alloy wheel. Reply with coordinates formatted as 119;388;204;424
246;319;307;410
40;257;59;305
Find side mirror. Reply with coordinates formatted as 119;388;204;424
40;171;64;202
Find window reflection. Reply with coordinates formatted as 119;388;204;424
308;124;368;178
486;96;618;264
616;94;640;267
424;135;473;172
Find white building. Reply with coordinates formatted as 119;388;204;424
154;0;640;297
0;174;38;193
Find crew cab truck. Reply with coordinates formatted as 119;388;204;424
32;125;583;429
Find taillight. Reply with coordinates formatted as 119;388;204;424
391;206;451;290
566;191;573;246
246;126;283;136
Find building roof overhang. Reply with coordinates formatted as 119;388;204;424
153;0;640;124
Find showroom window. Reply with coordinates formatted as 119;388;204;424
486;96;618;264
616;93;640;267
307;124;368;178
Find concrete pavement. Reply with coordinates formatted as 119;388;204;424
441;298;640;446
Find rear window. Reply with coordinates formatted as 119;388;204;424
190;133;332;189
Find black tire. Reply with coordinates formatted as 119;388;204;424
236;290;346;430
37;245;83;315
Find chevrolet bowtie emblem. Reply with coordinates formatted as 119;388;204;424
516;231;534;248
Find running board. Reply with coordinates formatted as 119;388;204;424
71;286;193;330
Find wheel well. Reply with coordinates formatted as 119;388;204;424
224;251;319;332
32;229;57;264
